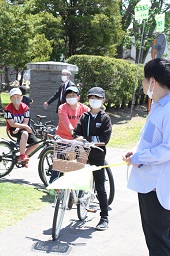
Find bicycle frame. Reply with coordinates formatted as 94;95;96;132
27;139;51;158
0;135;53;166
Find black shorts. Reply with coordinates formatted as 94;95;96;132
9;128;38;145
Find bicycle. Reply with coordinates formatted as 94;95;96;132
6;114;56;142
45;136;115;240
38;142;114;204
0;129;54;183
30;114;56;140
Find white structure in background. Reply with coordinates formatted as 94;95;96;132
123;38;170;64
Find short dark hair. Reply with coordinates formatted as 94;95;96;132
144;58;170;89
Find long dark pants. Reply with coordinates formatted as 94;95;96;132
138;192;170;256
89;159;108;218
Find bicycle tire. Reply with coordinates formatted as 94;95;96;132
104;161;115;205
0;141;15;178
52;189;70;240
38;146;54;186
77;190;91;220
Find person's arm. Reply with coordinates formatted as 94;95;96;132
96;114;112;144
127;113;170;166
73;114;91;140
58;104;74;133
47;87;61;105
7;118;31;133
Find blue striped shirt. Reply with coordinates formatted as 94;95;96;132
128;94;170;210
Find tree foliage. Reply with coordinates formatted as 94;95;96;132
117;0;170;63
67;55;144;109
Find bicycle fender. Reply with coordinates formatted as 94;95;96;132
37;146;49;159
0;138;17;148
37;149;44;159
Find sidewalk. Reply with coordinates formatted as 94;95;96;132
0;147;148;256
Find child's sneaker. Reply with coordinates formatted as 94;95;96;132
18;154;29;163
95;217;109;231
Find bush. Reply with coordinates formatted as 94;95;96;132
67;55;144;109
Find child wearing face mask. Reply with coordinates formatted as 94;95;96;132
4;88;38;166
73;86;112;230
49;86;89;192
56;86;89;139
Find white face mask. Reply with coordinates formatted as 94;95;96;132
89;99;102;109
66;97;78;105
147;82;154;99
61;75;68;82
11;99;21;106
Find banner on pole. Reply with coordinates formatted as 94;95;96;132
135;1;149;21
155;13;165;32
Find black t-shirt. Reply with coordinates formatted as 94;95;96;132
22;96;33;107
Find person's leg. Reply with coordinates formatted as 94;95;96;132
9;129;29;162
19;131;29;155
49;171;60;183
138;192;170;256
25;133;39;156
93;166;108;217
89;159;108;230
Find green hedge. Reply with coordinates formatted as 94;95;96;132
67;55;145;109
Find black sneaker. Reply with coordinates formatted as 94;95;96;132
96;218;108;231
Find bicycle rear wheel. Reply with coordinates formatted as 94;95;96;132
0;141;15;178
104;161;115;205
38;146;54;186
52;189;70;240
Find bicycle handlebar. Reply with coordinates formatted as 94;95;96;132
51;135;105;152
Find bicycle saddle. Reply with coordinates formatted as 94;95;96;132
37;115;46;119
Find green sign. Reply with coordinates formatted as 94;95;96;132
155;13;165;32
135;2;149;20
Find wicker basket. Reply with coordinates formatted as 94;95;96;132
52;159;85;173
52;141;91;172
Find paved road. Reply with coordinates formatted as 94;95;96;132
0;148;148;256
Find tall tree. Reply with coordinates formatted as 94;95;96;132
0;3;31;84
22;0;124;59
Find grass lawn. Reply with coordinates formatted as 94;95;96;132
0;182;54;230
0;92;147;230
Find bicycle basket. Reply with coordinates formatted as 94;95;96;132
52;141;91;172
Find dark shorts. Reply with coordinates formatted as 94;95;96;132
9;128;38;145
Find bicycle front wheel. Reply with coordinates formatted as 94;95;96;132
0;141;15;178
38;146;54;186
52;189;70;240
105;161;115;205
77;190;91;220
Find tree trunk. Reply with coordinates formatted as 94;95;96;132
116;43;124;59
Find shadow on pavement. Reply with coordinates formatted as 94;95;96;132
28;218;96;254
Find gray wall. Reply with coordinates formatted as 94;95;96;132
27;62;78;126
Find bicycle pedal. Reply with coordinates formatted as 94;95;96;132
86;208;97;213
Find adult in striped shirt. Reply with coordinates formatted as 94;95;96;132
123;58;170;256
